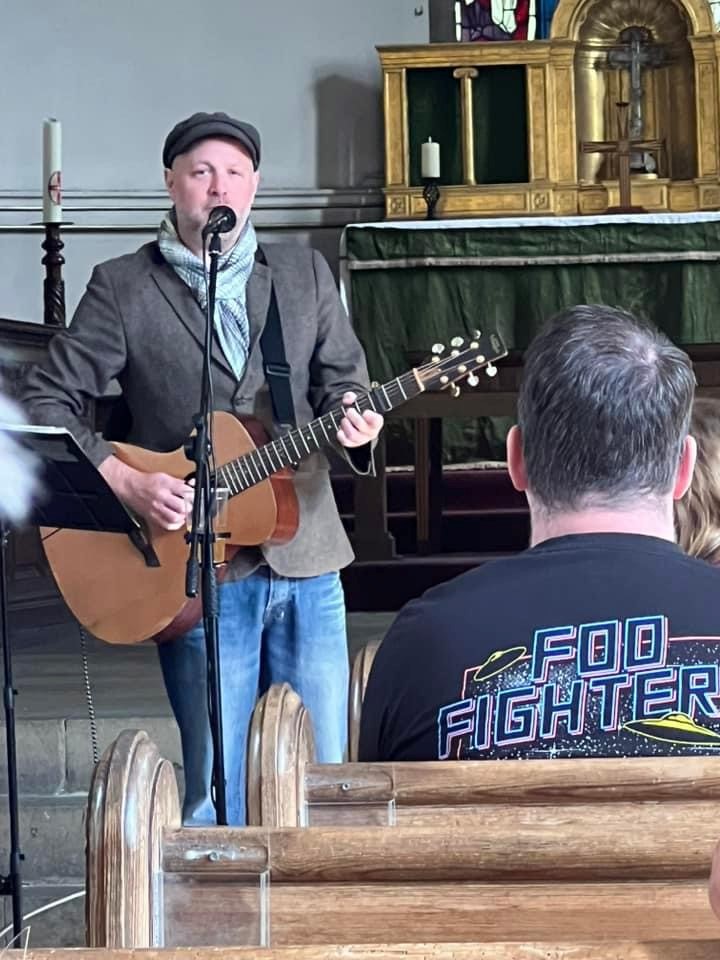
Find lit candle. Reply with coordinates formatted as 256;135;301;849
421;137;440;179
43;118;62;223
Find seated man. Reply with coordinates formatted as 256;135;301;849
360;305;720;762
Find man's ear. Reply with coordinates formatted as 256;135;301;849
164;168;174;194
507;424;528;493
673;434;697;501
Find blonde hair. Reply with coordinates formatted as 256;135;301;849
676;396;720;563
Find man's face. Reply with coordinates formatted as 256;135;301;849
164;136;259;242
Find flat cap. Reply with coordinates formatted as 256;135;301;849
163;111;261;169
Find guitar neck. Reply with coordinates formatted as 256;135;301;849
216;371;423;496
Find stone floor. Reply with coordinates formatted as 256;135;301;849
9;609;395;719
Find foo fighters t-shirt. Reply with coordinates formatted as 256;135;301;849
359;534;720;762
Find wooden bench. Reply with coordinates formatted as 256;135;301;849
248;680;720;828
21;945;720;960
347;639;381;762
87;729;720;948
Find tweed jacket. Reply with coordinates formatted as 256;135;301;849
22;240;373;577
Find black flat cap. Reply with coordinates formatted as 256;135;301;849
163;112;261;169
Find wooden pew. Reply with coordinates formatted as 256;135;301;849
347;639;380;762
20;946;720;960
87;729;720;949
247;681;720;828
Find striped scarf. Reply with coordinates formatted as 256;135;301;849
158;211;257;380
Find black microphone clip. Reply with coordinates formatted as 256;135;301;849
202;205;237;238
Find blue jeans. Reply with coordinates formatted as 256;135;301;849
157;567;348;825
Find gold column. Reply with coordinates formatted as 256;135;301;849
691;37;719;179
453;67;479;185
527;65;549;181
548;43;577;185
575;46;607;183
383;68;409;186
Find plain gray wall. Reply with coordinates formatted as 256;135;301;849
0;0;428;322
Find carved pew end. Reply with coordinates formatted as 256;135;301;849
247;682;316;826
86;728;180;947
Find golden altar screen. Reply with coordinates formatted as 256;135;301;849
379;0;720;218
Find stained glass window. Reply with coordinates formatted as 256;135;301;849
454;0;560;41
711;0;720;30
537;0;559;38
455;0;537;41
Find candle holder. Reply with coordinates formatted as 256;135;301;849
41;222;67;327
422;178;441;220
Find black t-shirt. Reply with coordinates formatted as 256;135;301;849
359;534;720;762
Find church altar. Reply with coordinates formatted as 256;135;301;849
342;211;720;391
341;212;720;557
379;0;720;218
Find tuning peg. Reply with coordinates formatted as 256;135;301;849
450;383;461;398
486;363;497;378
450;336;464;348
431;343;445;355
467;373;479;387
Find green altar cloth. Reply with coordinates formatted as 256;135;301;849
341;213;720;462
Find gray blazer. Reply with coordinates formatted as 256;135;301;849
22;241;373;577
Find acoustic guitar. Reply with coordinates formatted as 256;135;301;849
40;330;507;645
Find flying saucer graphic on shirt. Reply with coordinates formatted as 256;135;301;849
472;646;527;683
623;711;720;746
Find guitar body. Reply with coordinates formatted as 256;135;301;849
37;330;508;647
40;412;299;645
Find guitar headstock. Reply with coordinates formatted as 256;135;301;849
417;329;508;395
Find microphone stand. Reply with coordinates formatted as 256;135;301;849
184;229;227;826
0;521;24;942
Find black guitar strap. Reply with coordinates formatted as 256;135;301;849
256;245;296;431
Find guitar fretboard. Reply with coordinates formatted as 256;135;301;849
215;370;422;497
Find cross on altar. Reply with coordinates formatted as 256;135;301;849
581;101;664;213
607;26;667;170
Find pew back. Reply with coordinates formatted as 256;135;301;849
87;730;720;949
247;682;720;827
23;946;720;960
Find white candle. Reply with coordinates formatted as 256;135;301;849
43;118;62;223
421;137;440;179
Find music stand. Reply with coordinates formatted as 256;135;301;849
0;423;136;944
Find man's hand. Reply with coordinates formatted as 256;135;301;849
99;455;192;531
336;391;384;448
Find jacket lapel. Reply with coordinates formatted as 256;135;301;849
149;252;236;379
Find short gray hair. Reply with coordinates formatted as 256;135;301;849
517;305;695;511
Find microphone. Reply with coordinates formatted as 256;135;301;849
201;205;237;237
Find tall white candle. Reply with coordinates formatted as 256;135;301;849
43;118;62;223
421;137;440;179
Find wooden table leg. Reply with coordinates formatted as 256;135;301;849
415;417;443;555
351;430;396;561
428;416;443;552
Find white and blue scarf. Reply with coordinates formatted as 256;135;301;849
158;211;258;380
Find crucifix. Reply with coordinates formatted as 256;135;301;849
581;101;663;213
606;26;667;172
